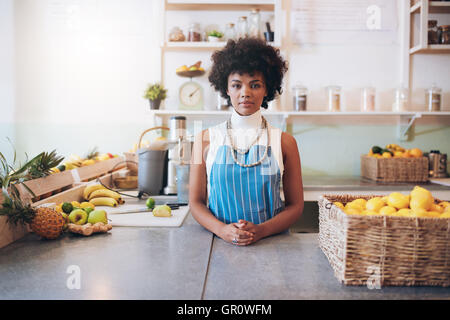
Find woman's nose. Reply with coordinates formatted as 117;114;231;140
240;85;250;97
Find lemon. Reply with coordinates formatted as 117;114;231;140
366;197;385;212
430;203;444;214
438;201;449;209
71;201;81;208
397;208;412;217
410;196;433;211
55;204;63;213
381;196;388;204
411;208;428;217
152;204;172;217
387;192;410;210
345;202;364;212
445;205;450;213
333;202;344;210
362;210;378;216
382;152;392;158
80;202;95;210
393;151;404;158
440;212;450;218
379;206;397;216
344;208;362;215
426;211;441;218
351;199;367;209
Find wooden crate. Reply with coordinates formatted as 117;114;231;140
14;156;126;203
0;169;128;249
361;155;429;183
318;194;450;287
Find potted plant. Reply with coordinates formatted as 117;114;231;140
207;30;224;42
144;83;167;110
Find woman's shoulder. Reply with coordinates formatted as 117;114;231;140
281;132;298;158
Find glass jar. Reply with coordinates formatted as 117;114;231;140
426;85;442;111
440;25;450;44
326;86;341;112
361;87;376;112
169;26;185;42
248;8;262;39
393;87;409;112
237;16;248;39
292;86;307;111
187;23;201;42
428;20;438;44
224;23;236;41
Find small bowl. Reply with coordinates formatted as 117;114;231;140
176;70;205;78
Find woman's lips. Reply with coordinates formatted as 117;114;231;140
239;101;254;107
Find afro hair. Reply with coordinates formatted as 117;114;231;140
208;37;288;108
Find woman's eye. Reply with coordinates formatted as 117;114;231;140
251;84;261;88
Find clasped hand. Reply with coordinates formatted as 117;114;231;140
219;219;263;246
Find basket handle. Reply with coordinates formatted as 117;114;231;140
138;126;170;149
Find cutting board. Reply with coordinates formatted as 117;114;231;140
94;196;189;227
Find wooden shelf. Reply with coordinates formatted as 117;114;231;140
410;44;450;54
411;1;450;14
165;0;274;11
162;41;280;50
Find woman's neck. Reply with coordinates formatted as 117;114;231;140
230;108;262;129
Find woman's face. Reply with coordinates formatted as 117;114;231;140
226;72;267;116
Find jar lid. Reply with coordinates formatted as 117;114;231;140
239;16;247;20
226;23;235;27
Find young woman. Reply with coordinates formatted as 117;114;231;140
189;38;304;246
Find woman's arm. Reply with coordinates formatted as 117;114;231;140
237;132;304;242
189;129;254;245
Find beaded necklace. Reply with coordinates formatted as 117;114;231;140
226;116;269;168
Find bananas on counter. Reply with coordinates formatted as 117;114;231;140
84;183;124;207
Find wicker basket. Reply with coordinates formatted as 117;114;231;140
318;194;450;287
360;155;429;183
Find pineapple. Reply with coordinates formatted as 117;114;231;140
27;150;64;179
30;206;65;239
0;195;65;240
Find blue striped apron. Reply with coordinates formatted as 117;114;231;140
208;144;284;224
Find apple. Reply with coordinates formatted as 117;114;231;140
87;209;108;224
69;209;88;225
189;66;198;71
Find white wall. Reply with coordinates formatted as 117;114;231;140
2;0;450;175
0;0;16;162
12;0;161;161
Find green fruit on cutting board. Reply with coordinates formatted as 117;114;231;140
153;205;172;217
69;209;88;225
87;209;108;224
146;197;155;209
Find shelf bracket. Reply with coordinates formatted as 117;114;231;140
397;113;421;142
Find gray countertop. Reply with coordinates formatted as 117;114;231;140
1;214;449;300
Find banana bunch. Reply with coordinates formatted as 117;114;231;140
386;144;405;153
83;184;125;207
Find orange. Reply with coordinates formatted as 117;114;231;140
409;148;423;158
402;151;412;158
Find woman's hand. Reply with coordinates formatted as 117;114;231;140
234;220;265;245
217;223;254;246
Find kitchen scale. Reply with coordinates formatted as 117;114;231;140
177;68;205;110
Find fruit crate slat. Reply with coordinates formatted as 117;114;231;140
76;156;126;182
16;170;75;201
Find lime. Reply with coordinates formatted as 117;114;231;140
61;202;73;214
146;197;156;209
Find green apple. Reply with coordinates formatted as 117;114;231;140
69;209;88;225
87;209;108;224
83;207;94;214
